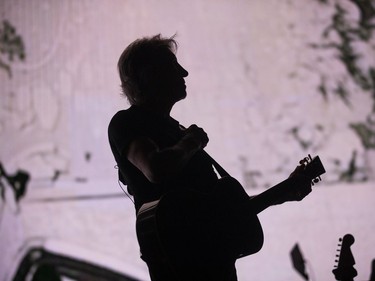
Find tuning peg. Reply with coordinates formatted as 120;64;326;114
298;155;311;166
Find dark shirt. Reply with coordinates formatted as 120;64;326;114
108;105;218;212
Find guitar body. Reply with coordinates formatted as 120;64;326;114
136;177;264;268
136;155;325;272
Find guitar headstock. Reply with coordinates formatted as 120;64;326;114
299;154;326;185
332;234;357;281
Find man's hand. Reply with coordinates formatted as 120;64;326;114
286;164;312;202
182;124;209;150
126;124;209;183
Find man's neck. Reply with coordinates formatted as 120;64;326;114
139;99;174;118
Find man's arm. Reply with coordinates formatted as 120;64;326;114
125;124;209;183
249;165;312;214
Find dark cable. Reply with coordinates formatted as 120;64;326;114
117;179;134;204
114;165;134;204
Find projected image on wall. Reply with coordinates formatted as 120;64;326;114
1;1;374;281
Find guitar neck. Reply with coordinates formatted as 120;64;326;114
248;155;325;214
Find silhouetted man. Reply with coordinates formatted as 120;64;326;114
108;34;312;281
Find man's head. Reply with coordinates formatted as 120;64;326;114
118;34;188;105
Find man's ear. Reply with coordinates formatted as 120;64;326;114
140;64;159;81
137;65;156;90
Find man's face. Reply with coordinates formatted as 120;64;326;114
151;50;189;102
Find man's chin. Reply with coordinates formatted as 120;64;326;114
182;91;187;99
176;90;187;101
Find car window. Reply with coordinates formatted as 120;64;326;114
12;248;144;281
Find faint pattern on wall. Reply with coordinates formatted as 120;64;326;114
0;0;374;190
0;20;25;78
239;0;375;188
0;1;104;183
308;0;375;183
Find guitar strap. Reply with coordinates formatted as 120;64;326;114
178;124;231;179
202;150;231;178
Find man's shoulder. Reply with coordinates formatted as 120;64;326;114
110;106;138;124
109;106;150;133
111;106;134;119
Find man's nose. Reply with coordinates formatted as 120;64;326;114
178;64;188;77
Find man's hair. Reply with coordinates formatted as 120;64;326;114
117;34;178;105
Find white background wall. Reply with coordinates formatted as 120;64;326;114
1;1;375;280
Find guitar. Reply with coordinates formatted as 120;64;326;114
332;234;358;281
136;155;325;269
